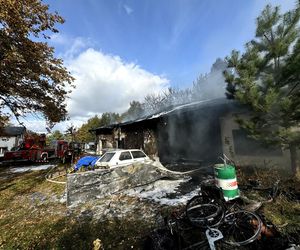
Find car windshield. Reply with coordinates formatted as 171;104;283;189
99;152;115;162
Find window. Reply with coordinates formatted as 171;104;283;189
131;150;146;159
119;151;132;161
99;152;115;162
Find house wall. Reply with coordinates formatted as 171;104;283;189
143;129;158;158
96;134;115;155
156;106;224;165
220;113;292;170
123;130;144;150
0;135;23;157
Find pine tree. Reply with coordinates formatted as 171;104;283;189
224;3;300;174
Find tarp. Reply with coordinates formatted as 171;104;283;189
74;156;100;171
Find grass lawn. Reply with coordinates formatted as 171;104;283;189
0;166;154;250
0;165;299;249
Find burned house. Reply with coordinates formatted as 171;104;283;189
93;98;292;169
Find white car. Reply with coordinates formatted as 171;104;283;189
95;149;151;168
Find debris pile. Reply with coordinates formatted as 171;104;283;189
143;182;299;250
66;161;191;206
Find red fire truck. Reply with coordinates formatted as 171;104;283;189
3;134;73;164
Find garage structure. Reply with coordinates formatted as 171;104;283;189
92;98;292;169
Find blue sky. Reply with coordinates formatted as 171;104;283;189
47;0;295;86
22;0;296;132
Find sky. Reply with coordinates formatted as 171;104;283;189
18;0;296;132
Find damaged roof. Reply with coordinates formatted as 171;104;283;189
0;126;26;136
92;98;240;133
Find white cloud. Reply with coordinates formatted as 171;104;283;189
11;118;46;134
12;39;169;133
10;115;85;134
63;37;90;60
49;35;94;60
50;33;69;45
65;47;169;120
123;4;133;15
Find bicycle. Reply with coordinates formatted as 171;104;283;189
144;182;263;250
184;185;263;249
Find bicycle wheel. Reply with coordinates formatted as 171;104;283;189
221;210;262;246
186;196;224;228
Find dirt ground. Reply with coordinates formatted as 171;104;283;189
0;164;299;250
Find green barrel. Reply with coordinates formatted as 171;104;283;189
214;164;239;201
